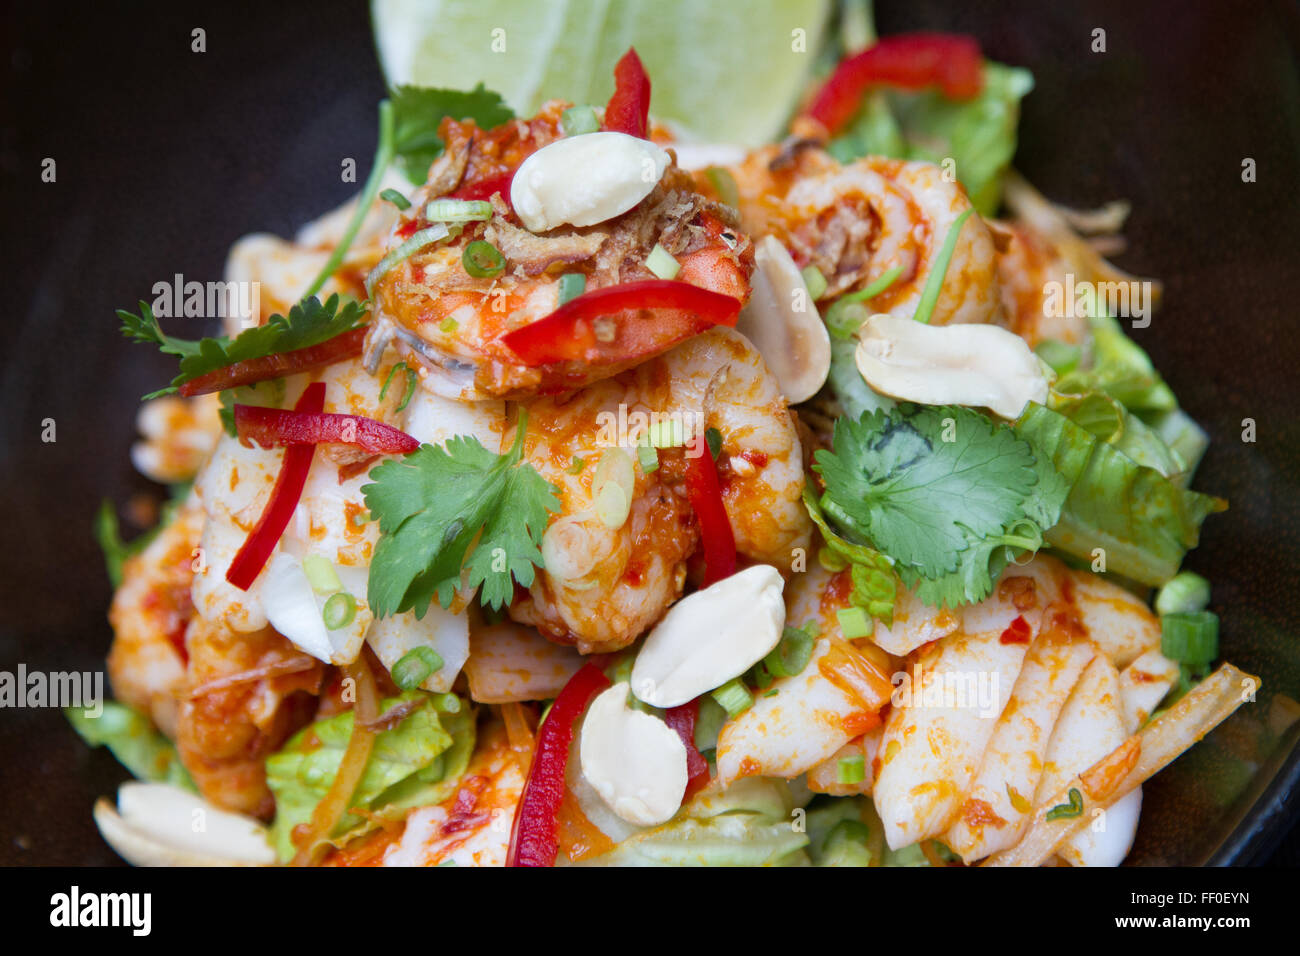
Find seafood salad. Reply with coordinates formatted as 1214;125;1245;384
81;24;1257;868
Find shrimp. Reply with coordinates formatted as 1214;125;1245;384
369;105;752;401
509;327;811;653
175;617;322;819
719;144;1002;326
107;500;205;738
130;395;222;485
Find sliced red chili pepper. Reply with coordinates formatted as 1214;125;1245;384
225;382;325;591
177;326;368;397
999;614;1033;645
234;405;419;456
663;700;710;798
507;663;611;867
500;279;741;368
805;33;984;136
603;47;651;138
683;433;736;587
450;170;515;210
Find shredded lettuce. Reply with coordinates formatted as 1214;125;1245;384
1056;313;1178;414
65;701;195;790
265;692;474;861
829;61;1034;215
805;796;950;866
574;777;809;866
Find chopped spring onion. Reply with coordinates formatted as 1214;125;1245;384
432;692;462;714
711;678;753;719
912;208;974;324
301;555;342;595
366;223;451;296
852;263;905;302
637;439;659;474
439;316;459;334
593;447;635;503
462;240;505;279
560;105;600;136
1035;339;1082;376
836;606;872;640
826;301;871;340
1156;571;1211;617
645;243;681;280
426;198;494;222
705;166;739;208
765;625;815;678
837;754;866;785
705;426;723;460
647;419;685;448
566;456;586;475
801;265;828;301
557;272;586;306
392;646;444;690
594;479;632;530
322;591;357;630
1161;610;1219;668
379;188;411;211
380;362;418;412
1045;787;1084;821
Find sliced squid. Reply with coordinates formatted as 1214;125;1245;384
806;726;883;797
1068;570;1162;667
1118;649;1179;733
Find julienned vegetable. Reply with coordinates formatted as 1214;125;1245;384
682;432;737;587
663;700;710;798
234;405;420;455
501;280;743;367
602;47;651;138
507;663;611;867
226;382;326;591
804;33;984;135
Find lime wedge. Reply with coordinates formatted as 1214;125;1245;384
372;0;834;146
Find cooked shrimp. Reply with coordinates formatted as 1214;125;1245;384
370;105;751;401
720;145;1002;325
509;327;811;652
130;395;222;485
107;500;205;738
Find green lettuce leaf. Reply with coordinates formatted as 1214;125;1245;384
65;701;195;790
1056;312;1178;414
829;62;1034;215
265;692;474;861
1017;402;1226;586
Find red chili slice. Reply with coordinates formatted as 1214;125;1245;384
225;382;325;591
805;33;984;136
177;326;368;397
663;699;710;798
500;280;742;368
234;405;419;456
507;663;612;867
683;433;737;587
603;47;651;138
999;615;1033;645
450;170;515;210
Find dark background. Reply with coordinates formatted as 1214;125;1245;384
2;0;1298;865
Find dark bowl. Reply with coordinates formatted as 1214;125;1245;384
2;0;1298;865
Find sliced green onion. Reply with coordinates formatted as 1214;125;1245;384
392;646;444;690
1045;787;1084;821
594;479;631;529
836;606;872;639
645;243;681;280
825;301;871;340
426;198;493;222
765;625;815;678
322;592;357;630
380;362;418;412
462;240;505;279
557;272;586;306
560;105;600;136
851;262;905;303
837;754;866;785
705;427;723;460
439;316;459;334
801;265;828;301
301;555;342;595
1156;571;1211;617
1035;339;1082;376
637;439;660;474
711;678;753;719
750;661;773;690
379;188;411;211
1161;610;1219;667
432;692;462;714
566;456;586;475
647;419;685;448
912;208;974;324
366;224;451;297
705;166;739;208
593;448;635;502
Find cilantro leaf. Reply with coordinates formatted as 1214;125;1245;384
390;84;514;184
802;486;897;626
118;294;366;400
814;406;1038;578
362;411;560;617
